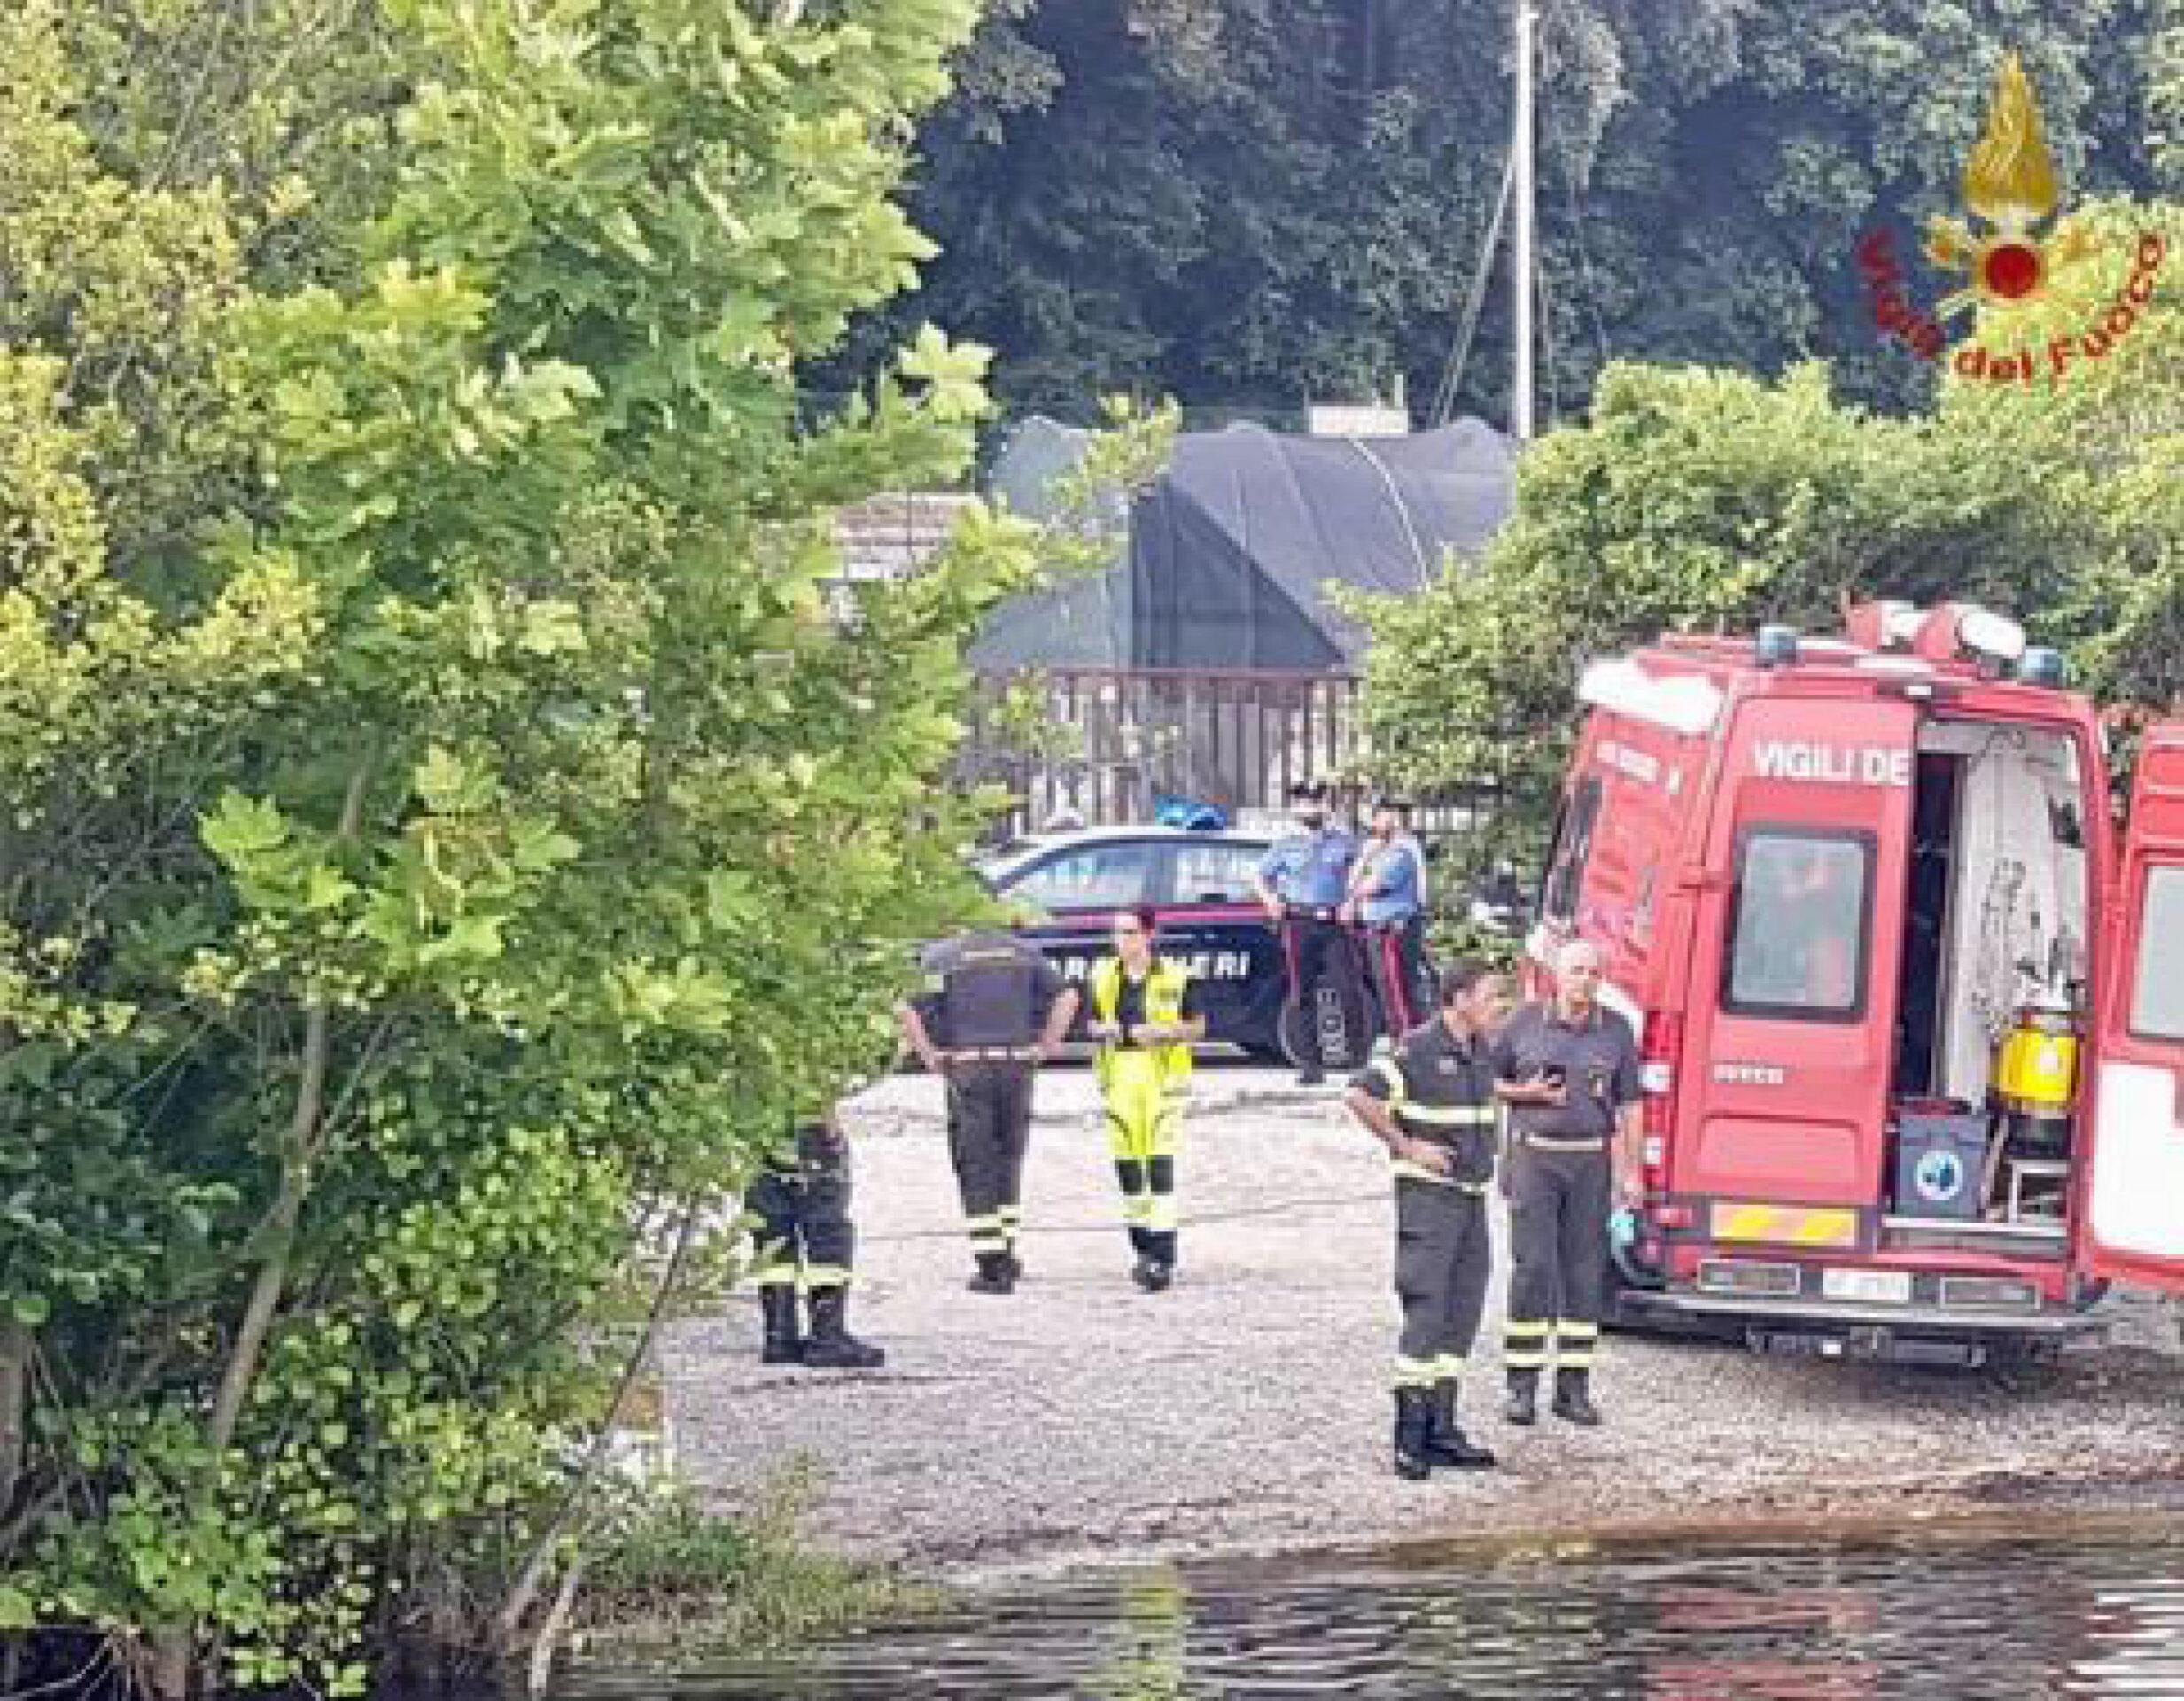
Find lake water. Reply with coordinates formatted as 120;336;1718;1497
554;1520;2184;1698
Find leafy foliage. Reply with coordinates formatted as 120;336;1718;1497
843;0;2167;423
1345;192;2181;842
0;0;1037;1692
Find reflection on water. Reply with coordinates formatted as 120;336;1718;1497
556;1527;2184;1700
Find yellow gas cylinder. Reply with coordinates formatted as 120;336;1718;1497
1994;999;2079;1150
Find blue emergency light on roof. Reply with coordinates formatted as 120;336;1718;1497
1754;625;1800;669
1153;794;1229;831
2017;647;2067;688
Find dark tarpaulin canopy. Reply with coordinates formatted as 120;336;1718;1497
969;416;1514;671
1131;418;1513;669
969;416;1131;668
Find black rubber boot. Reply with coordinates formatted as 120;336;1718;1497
1426;1381;1497;1469
759;1286;804;1364
966;1253;1016;1296
800;1288;885;1370
1132;1257;1174;1293
1503;1368;1539;1427
1393;1387;1435;1480
1133;1231;1177;1293
1551;1367;1602;1427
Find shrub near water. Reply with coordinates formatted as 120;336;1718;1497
0;0;1030;1694
580;1465;940;1654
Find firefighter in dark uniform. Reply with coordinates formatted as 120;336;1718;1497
750;1108;884;1369
1348;960;1513;1478
1252;781;1364;1084
898;928;1078;1295
1493;938;1644;1428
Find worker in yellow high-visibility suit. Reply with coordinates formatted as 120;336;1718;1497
1087;904;1209;1292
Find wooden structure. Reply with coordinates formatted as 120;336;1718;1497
959;666;1359;832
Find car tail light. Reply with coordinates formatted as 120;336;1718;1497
1639;1010;1682;1193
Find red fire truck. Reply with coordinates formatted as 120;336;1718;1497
1532;601;2183;1364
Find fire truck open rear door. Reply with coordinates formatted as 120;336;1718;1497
2080;720;2184;1292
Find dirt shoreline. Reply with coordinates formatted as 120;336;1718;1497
664;1062;2184;1587
932;1456;2184;1590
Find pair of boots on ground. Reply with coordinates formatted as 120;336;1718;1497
969;1241;1175;1296
760;1285;885;1369
1391;1368;1601;1479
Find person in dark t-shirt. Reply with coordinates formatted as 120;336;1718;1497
898;928;1078;1295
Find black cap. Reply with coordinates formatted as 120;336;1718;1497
1288;781;1328;805
1372;796;1413;815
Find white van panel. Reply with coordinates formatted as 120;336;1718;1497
2087;1060;2184;1262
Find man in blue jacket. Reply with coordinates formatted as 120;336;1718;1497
1252;781;1364;1084
1345;796;1429;1037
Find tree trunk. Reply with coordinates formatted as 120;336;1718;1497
154;762;371;1698
0;1316;29;1523
493;1197;700;1646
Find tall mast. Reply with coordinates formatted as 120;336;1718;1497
1511;0;1536;442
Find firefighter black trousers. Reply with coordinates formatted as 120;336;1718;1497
1393;1178;1491;1388
945;1060;1034;1259
1281;915;1367;1066
750;1128;856;1292
1504;1142;1612;1372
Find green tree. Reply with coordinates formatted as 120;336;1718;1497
1344;191;2180;849
843;0;2165;424
0;0;1036;1692
1937;196;2183;705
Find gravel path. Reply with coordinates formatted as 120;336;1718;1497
663;1061;2184;1581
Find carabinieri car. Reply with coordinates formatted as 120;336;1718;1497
975;825;1297;1060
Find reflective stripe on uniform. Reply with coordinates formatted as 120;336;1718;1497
1400;1102;1497;1127
800;1264;851;1292
1370;1056;1407;1101
1393;1355;1439;1389
1433;1355;1466;1382
966;1212;1007;1252
1391;1160;1486;1190
1504;1317;1551;1371
1554;1317;1599;1368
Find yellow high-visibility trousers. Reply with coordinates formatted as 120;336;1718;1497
1102;1049;1182;1269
